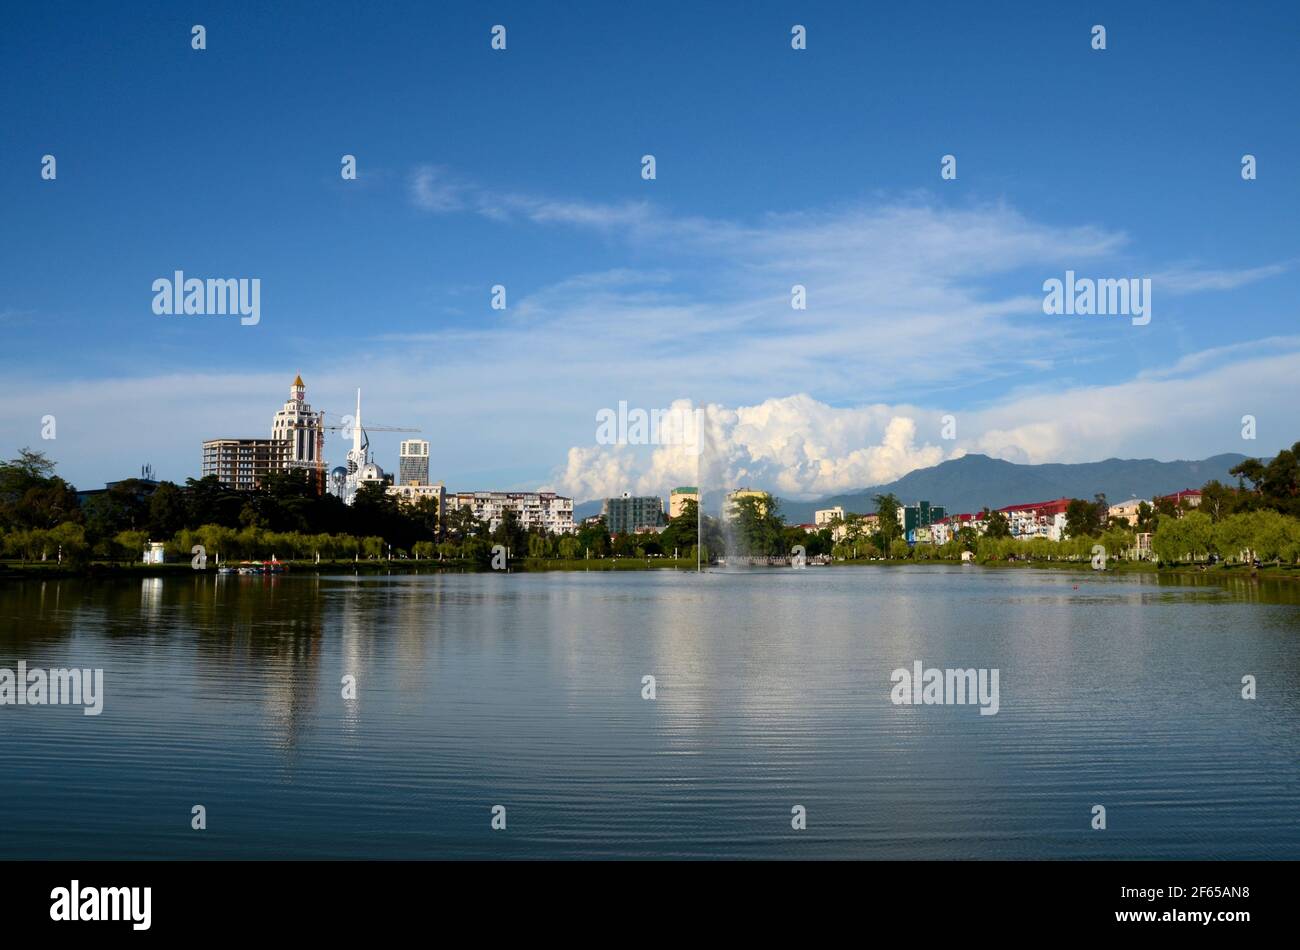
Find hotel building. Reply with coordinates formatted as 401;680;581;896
203;375;322;490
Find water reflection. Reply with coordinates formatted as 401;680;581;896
0;566;1297;859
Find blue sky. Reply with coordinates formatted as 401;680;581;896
3;0;1298;499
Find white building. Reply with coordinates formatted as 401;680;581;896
450;491;576;534
388;481;446;512
271;375;323;468
814;506;845;526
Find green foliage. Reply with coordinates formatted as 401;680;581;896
730;493;785;557
874;493;901;546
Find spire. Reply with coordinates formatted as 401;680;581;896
353;388;363;456
293;374;304;388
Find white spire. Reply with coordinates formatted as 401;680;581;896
353;388;363;457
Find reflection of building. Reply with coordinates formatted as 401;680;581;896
669;487;699;519
450;491;575;534
724;489;769;521
201;438;288;490
603;494;665;535
399;440;430;486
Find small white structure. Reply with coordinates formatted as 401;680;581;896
961;550;975;562
143;541;166;564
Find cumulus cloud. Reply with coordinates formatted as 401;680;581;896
546;339;1300;500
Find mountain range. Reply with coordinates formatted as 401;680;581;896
572;452;1250;523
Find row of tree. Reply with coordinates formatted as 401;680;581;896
3;441;1299;567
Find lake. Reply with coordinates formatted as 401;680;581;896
1;566;1297;859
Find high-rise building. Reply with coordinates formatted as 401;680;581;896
271;375;322;468
201;438;289;491
603;493;665;535
204;375;321;490
669;487;699;519
399;440;430;486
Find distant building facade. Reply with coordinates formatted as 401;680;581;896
603;493;665;535
451;491;576;534
997;498;1071;541
897;501;946;543
724;489;769;521
669;487;699;519
399;440;430;486
814;506;845;526
1108;499;1146;526
1157;489;1202;509
387;481;445;514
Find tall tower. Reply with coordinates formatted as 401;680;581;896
271;374;322;467
335;388;385;505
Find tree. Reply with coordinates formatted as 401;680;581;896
1198;480;1238;522
982;508;1011;539
1230;442;1300;517
1065;497;1104;539
148;481;188;538
576;516;611;557
731;493;784;556
875;494;901;546
0;448;81;531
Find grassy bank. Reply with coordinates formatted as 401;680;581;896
3;556;1297;581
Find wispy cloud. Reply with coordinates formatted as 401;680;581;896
1153;261;1291;294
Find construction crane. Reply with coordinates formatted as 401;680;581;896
285;403;419;495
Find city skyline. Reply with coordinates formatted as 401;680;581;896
3;1;1298;499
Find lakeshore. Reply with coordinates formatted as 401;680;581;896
4;555;1299;584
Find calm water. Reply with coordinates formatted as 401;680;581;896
1;566;1297;859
